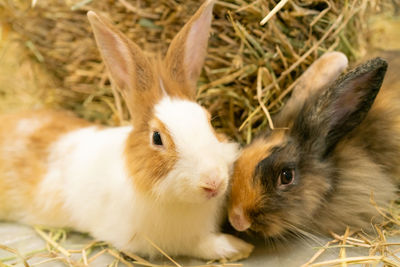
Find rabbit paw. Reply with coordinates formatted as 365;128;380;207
193;233;254;262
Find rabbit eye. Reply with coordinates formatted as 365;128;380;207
279;167;295;186
152;131;163;146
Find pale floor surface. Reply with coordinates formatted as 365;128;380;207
1;222;398;266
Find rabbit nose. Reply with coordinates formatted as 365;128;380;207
200;179;222;199
229;206;251;231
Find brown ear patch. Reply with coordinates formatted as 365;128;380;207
88;11;158;126
229;131;287;223
164;0;215;98
125;117;177;193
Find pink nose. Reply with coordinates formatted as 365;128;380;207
200;180;222;199
229;206;251;231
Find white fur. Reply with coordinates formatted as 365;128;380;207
153;96;238;203
32;112;251;259
35;127;135;231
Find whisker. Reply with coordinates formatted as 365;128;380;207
282;220;324;246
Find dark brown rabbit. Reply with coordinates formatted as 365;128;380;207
227;55;399;240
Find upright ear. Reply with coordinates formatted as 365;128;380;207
276;52;348;125
294;58;388;157
164;0;215;98
87;11;156;123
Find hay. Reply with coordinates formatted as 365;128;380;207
0;0;394;143
1;199;400;266
0;226;245;266
0;0;399;266
301;197;400;267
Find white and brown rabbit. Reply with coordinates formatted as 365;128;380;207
0;0;254;260
228;54;396;241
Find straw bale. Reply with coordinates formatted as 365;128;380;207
1;0;394;143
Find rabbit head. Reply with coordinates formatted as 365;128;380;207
228;58;388;237
88;0;238;205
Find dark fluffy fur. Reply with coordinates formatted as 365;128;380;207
229;55;400;240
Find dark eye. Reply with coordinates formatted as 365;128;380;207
152;131;163;146
279;167;295;186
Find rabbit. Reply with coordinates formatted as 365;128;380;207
227;55;396;241
0;0;254;261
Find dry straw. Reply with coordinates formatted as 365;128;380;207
0;0;394;144
0;197;399;266
0;0;399;266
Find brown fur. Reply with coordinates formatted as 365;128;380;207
125;117;177;192
228;55;399;241
230;134;286;217
88;11;160;128
229;135;286;235
164;0;214;96
0;110;92;221
87;2;215;194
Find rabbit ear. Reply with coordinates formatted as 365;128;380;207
164;0;215;99
296;58;388;157
87;11;156;121
276;52;348;125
